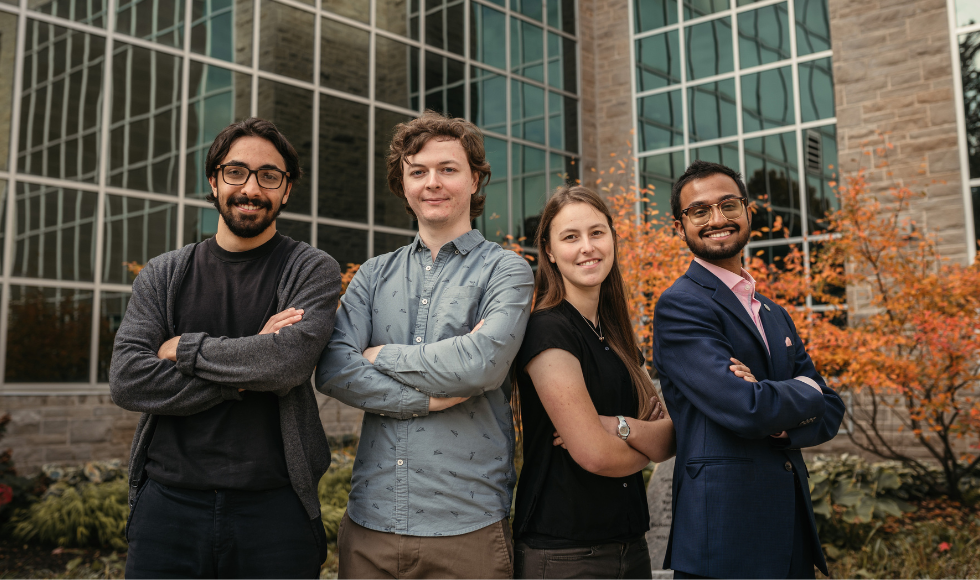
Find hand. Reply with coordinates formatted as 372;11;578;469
157;336;180;361
553;431;567;449
428;396;468;412
645;397;667;421
771;431;788;438
260;307;304;335
363;345;383;364
471;319;485;333
729;358;757;382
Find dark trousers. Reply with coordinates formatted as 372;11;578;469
125;478;327;579
514;536;652;579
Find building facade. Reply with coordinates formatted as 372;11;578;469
0;0;976;470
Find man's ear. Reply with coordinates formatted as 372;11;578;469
208;175;218;196
282;181;292;206
471;170;480;195
673;219;686;241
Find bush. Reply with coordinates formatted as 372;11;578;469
0;414;46;527
8;479;129;551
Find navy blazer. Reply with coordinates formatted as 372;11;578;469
652;261;845;578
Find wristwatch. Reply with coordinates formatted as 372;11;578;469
616;415;630;440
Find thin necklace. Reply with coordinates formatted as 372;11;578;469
581;312;604;342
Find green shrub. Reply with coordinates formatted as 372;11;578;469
8;479;129;551
318;464;352;543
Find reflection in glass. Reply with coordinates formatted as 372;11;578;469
973;187;980;252
6;285;92;382
185;63;251;199
636;31;680;91
548;92;578;153
512;0;542;21
321;17;370;97
688;79;737;142
795;0;831;56
637;91;682;151
259;0;315;83
747;243;806;304
319;95;369;222
318;225;368;267
742;66;794;132
31;0;106;27
471;3;506;70
512;81;546;145
103;195;178;283
684;0;728;19
375;232;416;256
425;52;465;119
276;218;312;244
635;0;677;33
804;124;838;234
324;0;369;22
476;136;508;242
109;44;181;194
0;182;5;271
0;12;14;171
425;0;464;55
547;0;575;34
183;204;220;243
471;67;507;135
799;57;834;122
686;17;733;80
738;3;790;69
377;0;420;39
693;141;738;169
956;0;980;26
257;79;314;215
744;131;801;239
99;292;130;381
374;109;416;230
13;184;96;281
639;152;684;220
960;31;980;179
512;18;544;82
191;0;252;65
117;0;184;47
547;32;576;92
512;144;547;242
376;36;420;110
18;21;104;183
549;152;579;191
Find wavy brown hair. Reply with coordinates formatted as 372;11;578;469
512;186;660;434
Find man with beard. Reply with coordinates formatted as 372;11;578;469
651;160;844;579
110;118;341;578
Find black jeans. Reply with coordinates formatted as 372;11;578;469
514;537;653;579
125;479;327;579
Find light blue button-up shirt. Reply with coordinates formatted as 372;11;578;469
316;230;533;536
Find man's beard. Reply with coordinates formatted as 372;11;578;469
684;224;749;261
217;192;283;238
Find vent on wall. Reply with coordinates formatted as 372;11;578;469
805;130;823;175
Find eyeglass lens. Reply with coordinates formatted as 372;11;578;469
688;199;744;226
222;166;284;189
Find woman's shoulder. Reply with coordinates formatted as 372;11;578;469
526;304;579;334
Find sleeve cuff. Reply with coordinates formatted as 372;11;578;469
400;384;430;418
220;386;244;401
374;344;403;372
794;375;822;393
175;332;207;376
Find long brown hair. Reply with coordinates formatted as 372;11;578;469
512;185;660;434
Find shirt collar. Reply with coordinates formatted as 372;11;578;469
693;257;757;294
411;229;485;255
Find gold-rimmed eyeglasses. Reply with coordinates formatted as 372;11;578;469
217;164;289;190
680;197;747;227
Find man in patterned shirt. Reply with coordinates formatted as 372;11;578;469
316;111;533;578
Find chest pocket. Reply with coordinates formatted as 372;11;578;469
430;286;484;341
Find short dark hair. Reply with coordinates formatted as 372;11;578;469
204;117;302;208
385;110;491;220
670;160;748;220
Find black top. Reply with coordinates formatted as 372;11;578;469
145;233;299;491
512;301;650;549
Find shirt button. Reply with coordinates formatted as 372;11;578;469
421;299;428;305
454;250;459;254
397;459;404;466
623;483;628;488
415;337;422;343
784;461;793;472
425;265;432;271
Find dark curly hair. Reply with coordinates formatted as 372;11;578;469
670;160;748;221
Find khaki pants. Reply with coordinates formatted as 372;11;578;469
337;511;514;579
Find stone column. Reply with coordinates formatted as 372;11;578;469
645;457;675;579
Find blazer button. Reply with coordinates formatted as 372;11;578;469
784;461;793;472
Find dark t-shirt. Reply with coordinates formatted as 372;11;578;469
512;300;650;548
145;233;298;491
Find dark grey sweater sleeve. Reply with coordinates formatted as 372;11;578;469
174;246;342;394
109;257;243;416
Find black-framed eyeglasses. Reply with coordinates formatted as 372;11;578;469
217;164;289;190
681;197;747;227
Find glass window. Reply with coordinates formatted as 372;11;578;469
13;184;96;281
547;92;578;153
637;90;682;151
18;22;104;183
183;204;220;243
973;187;980;251
0;12;14;171
693;141;738;168
185;63;251;199
324;0;368;22
744;131;801;239
108;44;182;195
99;291;131;382
321;17;370;98
425;0;464;56
635;0;677;33
277;218;312;244
512;18;545;82
6;285;92;383
471;66;507;135
795;0;831;56
259;0;315;83
636;30;680;91
742;66;794;132
376;36;420;110
30;0;107;27
638;152;685;220
738;2;790;69
960;31;980;179
547;0;575;34
512;144;547;242
512;0;543;21
377;0;420;39
511;80;546;145
191;0;252;65
804;124;838;234
318;225;368;267
476;136;509;242
955;0;980;27
471;3;506;70
374;108;416;230
116;0;184;47
686;17;733;80
424;52;466;119
549;152;579;190
684;0;728;20
799;57;834;122
687;78;737;142
319;95;369;222
103;195;179;284
374;231;416;255
0;182;6;271
257;79;314;215
547;32;576;91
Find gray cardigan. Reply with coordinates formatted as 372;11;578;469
109;239;341;520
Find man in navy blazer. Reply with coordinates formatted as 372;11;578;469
652;160;845;579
